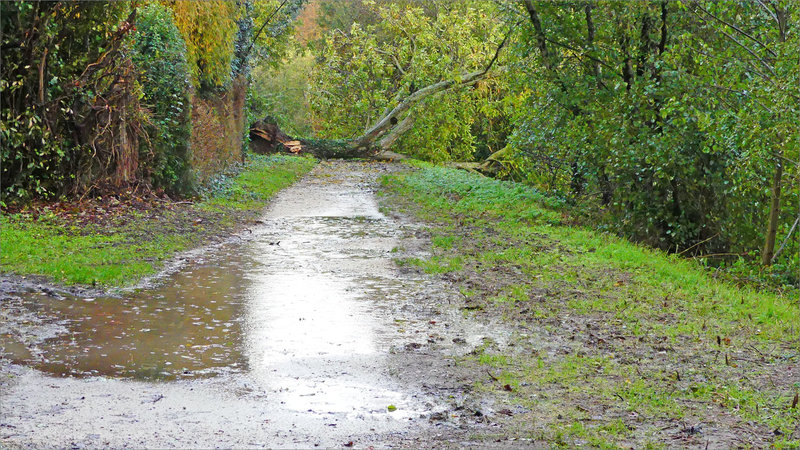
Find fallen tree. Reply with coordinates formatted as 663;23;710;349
250;32;509;160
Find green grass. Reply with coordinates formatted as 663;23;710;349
0;220;191;286
383;165;798;342
382;163;800;447
0;154;316;287
199;154;316;211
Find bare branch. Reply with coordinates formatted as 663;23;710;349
754;0;780;24
482;23;516;75
772;213;800;263
686;4;776;78
718;28;776;77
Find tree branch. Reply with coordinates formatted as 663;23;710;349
482;23;515;75
378;113;415;150
658;0;668;55
351;68;491;148
753;0;780;25
242;0;290;62
522;0;554;70
718;28;776;77
72;9;136;89
687;4;776;78
542;36;622;79
351;29;511;149
375;49;407;75
771;213;800;263
692;1;777;57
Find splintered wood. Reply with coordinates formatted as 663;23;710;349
283;141;302;153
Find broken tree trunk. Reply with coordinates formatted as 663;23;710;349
249;32;510;159
249;120;376;158
250;69;492;159
449;145;514;177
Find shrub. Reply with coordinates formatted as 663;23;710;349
130;3;194;194
0;2;132;201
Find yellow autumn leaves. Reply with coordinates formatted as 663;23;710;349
161;0;283;88
164;0;238;88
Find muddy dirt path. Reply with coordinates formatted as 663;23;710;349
1;161;509;448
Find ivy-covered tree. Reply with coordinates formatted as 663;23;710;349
131;2;194;194
0;2;138;200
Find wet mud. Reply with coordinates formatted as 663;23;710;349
1;161;510;448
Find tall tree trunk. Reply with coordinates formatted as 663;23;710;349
762;158;783;265
585;1;613;206
522;0;554;70
761;6;787;266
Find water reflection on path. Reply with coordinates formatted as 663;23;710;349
2;256;251;379
243;179;409;415
3;161;428;418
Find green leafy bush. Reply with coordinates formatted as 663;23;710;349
130;3;194;195
1;2;131;201
506;1;799;285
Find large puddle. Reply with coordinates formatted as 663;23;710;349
1;162;442;415
1;258;250;379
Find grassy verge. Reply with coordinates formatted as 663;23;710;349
0;154;316;287
381;162;800;448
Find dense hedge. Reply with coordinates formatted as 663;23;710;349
0;1;267;202
0;2;132;200
130;3;194;195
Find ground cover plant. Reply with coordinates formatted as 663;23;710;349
0;155;316;287
381;163;800;448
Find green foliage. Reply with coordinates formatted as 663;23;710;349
247;50;315;136
250;0;306;68
130;3;193;194
234;0;306;80
308;0;510;161
0;1;132;201
304;0;798;283
167;0;239;91
506;1;799;281
315;0;380;35
312;0;440;46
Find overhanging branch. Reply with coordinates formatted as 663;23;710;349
242;0;290;62
350;26;513;149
